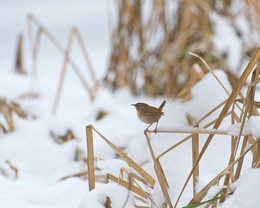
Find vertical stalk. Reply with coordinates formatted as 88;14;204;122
86;125;95;191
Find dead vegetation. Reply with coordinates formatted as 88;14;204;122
85;48;260;207
26;14;98;114
0;98;27;133
2;0;260;207
104;0;259;101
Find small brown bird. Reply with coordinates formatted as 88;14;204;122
132;100;166;133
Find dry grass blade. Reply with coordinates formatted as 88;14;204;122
107;174;150;199
0;99;27;132
156;122;230;160
9;101;27;118
189;52;230;96
119;168;152;188
5;160;19;179
60;171;88;181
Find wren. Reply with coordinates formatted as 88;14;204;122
132;100;166;133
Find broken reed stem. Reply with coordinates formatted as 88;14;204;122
253;142;260;167
52;29;74;114
174;47;260;208
193;99;227;127
119;169;160;208
189;52;243;113
27;14;96;112
219;104;237;202
107;174;150;199
144;131;173;208
87;125;156;187
146;127;227;135
15;34;25;74
235;68;259;179
74;28;98;90
156;111;232;160
86;125;95;191
27;14;64;55
60;171;88;181
188;52;230;96
120;168;152;189
32;27;43;75
192;124;199;197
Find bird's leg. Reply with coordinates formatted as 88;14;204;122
145;123;152;133
154;121;159;134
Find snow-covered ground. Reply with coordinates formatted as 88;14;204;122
0;1;260;208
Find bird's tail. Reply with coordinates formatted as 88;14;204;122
159;100;166;112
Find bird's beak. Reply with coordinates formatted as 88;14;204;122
131;104;135;107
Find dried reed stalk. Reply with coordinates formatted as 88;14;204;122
104;196;112;208
27;14;97;114
144;131;172;208
174;46;260;208
0;99;27;132
105;0;240;99
192;124;199;197
52;28;75;114
107;174;150;199
85;125;155;189
189;138;260;205
86;126;95;190
5;160;19;179
15;34;26;74
85;125;161;207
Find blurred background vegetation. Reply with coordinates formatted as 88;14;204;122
104;0;260;101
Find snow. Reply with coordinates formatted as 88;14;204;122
211;13;242;71
227;123;251;137
79;183;130;208
218;169;260;208
245;116;260;138
97;159;130;177
0;1;259;208
227;116;260;138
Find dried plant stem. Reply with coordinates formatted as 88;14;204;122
27;14;96;114
74;28;98;89
52;29;74;114
192;124;199;197
86;125;155;187
15;34;26;74
107;174;150;199
189;138;260;205
175;47;260;208
189;52;230;96
144;131;173;208
146;127;227;135
189;52;243;113
86;125;95;191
